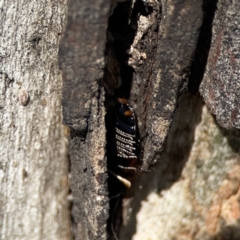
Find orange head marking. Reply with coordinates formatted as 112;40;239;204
124;110;133;116
117;98;128;104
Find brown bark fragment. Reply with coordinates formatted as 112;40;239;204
59;0;110;239
129;0;203;169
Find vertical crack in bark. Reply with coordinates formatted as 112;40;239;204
104;2;137;239
103;1;161;239
188;0;218;93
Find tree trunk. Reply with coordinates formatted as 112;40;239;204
0;1;70;239
2;0;240;240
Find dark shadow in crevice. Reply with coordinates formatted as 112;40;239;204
104;1;135;101
105;3;136;240
118;93;204;239
210;220;240;240
188;0;218;94
104;1;156;239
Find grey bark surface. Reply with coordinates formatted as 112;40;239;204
0;1;70;240
200;0;240;129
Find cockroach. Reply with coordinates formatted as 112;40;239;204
106;97;141;188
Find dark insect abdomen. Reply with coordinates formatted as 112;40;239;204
106;98;140;188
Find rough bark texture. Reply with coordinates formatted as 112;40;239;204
200;0;240;129
131;0;203;170
104;0;202;167
0;1;70;240
117;0;240;239
4;0;240;239
59;0;240;239
59;0;110;239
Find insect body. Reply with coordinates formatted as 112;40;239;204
107;98;140;188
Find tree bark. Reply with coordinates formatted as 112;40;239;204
59;0;110;239
200;0;240;129
0;1;70;239
119;0;240;239
3;0;238;240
